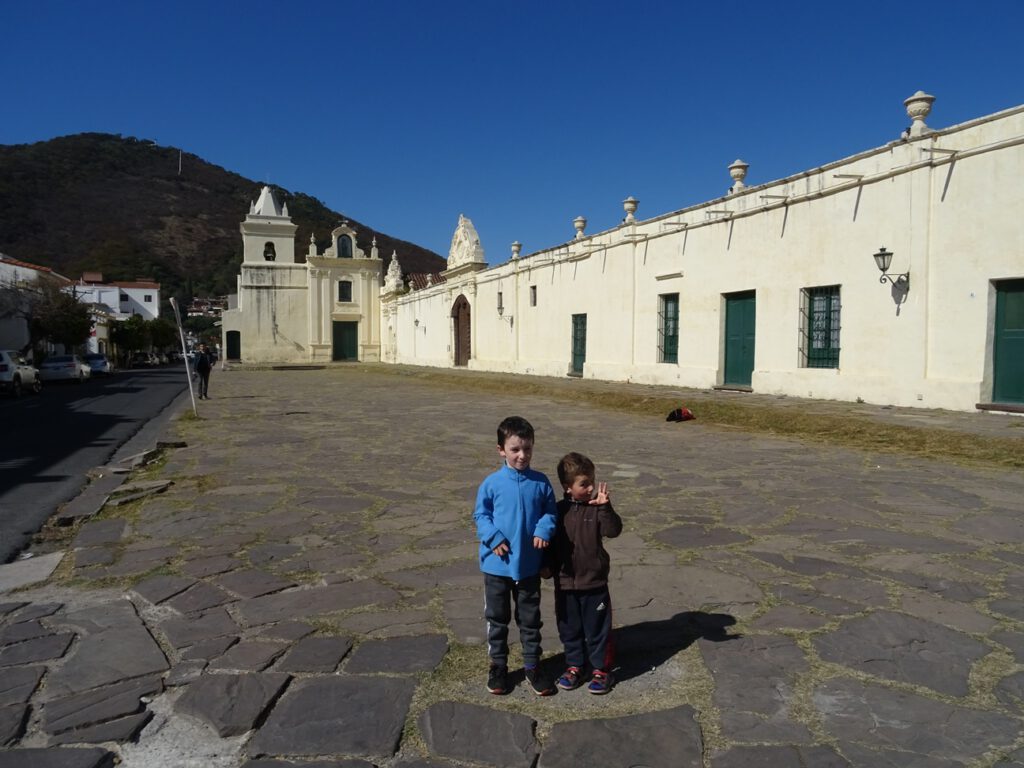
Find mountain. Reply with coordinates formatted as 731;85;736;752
0;133;446;306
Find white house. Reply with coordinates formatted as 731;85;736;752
0;254;71;353
73;273;161;321
225;92;1024;412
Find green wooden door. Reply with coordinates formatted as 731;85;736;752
993;279;1024;404
332;321;358;361
724;291;756;387
571;314;587;376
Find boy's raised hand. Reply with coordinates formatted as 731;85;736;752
589;482;610;505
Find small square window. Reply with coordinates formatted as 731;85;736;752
119;293;128;302
530;286;537;306
144;295;152;303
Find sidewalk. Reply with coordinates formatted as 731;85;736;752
2;365;1023;767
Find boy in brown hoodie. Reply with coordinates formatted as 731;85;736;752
549;452;623;694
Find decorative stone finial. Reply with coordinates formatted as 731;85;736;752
309;232;315;243
384;252;403;293
573;216;587;240
623;196;639;224
448;214;486;267
728;159;749;194
904;90;936;137
511;241;522;259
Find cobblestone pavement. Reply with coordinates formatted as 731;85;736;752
2;365;1024;768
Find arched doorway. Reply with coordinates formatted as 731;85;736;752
451;295;471;367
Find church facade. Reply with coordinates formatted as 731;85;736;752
224;93;1024;412
220;187;382;364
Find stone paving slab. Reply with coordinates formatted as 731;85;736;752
814;678;1020;763
235;581;401;626
176;673;290;737
540;706;703;768
275;635;353;673
0;552;64;593
54;471;127;524
343;634;448;674
0;747;116;768
249;676;414;759
0;632;74;667
419;701;537;768
0;702;28;745
42;675;162;734
48;710;152;746
812;611;989;697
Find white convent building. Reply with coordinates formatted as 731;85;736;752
223;92;1024;413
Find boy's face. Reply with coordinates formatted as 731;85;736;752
498;435;533;472
565;474;595;502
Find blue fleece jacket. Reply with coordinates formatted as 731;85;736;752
474;464;558;580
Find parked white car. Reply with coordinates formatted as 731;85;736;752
83;353;114;375
0;350;42;396
38;355;91;383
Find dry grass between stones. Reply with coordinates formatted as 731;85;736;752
373;367;1023;470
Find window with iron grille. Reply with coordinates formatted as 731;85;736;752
658;293;679;364
338;280;352;302
800;285;841;368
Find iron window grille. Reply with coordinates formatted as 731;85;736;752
658;293;680;364
338;280;353;302
800;285;841;368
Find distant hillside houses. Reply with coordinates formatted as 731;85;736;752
187;296;228;319
221;92;1024;413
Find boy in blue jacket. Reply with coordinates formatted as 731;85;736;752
474;416;558;696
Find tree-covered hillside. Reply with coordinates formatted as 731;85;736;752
0;133;446;308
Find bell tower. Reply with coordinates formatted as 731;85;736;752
240;186;298;263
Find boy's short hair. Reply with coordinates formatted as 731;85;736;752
497;416;535;447
557;452;595;487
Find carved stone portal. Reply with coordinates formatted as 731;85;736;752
448;214;486;269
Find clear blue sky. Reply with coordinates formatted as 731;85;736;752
3;1;1022;265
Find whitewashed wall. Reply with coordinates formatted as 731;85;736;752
385;105;1024;412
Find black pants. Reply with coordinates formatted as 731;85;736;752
197;370;210;397
484;573;543;667
554;586;614;672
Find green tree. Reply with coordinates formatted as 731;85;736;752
26;279;92;351
110;314;150;355
149;317;177;349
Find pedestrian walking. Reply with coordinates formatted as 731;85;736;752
195;343;213;399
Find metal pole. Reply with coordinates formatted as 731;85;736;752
169;297;198;415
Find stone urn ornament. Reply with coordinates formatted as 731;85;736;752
573;216;587;240
623;196;639;224
904;90;935;136
728;159;749;193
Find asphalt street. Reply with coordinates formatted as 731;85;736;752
0;365;188;562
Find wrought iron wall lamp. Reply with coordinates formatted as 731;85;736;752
872;247;910;289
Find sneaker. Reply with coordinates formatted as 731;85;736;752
525;665;556;696
487;664;509;695
588;669;612;695
556;666;583;690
